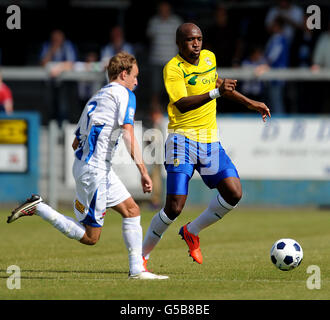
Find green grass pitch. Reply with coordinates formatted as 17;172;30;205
0;205;329;300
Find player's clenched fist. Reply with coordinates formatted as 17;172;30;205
219;78;237;95
141;173;153;193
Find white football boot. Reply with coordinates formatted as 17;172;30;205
129;271;169;280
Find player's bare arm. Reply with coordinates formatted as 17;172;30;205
121;123;152;193
174;78;237;113
72;137;79;150
217;77;271;122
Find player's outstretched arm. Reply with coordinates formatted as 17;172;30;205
121;123;152;193
217;78;271;122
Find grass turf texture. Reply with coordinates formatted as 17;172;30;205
0;206;329;300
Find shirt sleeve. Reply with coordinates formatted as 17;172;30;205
163;63;187;104
118;88;136;126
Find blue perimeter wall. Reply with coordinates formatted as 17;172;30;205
182;179;330;207
0;112;40;202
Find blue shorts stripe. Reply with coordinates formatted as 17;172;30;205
75;148;83;160
81;189;102;227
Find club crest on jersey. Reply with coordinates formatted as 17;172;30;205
128;107;135;120
205;57;212;66
174;158;180;167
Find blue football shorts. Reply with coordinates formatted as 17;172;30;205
164;133;239;195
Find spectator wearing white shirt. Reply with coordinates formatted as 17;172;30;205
146;1;183;112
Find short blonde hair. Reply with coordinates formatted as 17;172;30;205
107;52;137;81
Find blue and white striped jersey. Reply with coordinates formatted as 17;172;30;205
74;82;136;170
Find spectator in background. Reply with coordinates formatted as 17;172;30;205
40;29;78;125
0;72;13;115
290;14;319;113
258;16;289;114
204;5;242;67
311;18;330;113
241;45;267;103
100;26;135;67
146;1;183;113
291;14;318;68
40;29;77;70
312;19;330;70
265;0;304;47
73;51;103;110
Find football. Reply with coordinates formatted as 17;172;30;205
270;238;303;271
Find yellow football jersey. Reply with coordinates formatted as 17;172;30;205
163;49;218;143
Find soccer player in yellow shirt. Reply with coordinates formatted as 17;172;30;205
142;23;271;266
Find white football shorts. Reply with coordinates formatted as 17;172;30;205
72;159;131;227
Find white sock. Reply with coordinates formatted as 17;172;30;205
36;202;86;240
187;193;236;236
142;208;174;260
122;216;145;275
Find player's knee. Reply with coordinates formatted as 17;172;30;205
226;188;242;206
165;200;184;219
86;238;98;245
80;227;101;245
125;202;140;218
81;235;99;245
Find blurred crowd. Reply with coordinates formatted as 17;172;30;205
0;0;330;119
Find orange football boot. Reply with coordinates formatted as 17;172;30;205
142;256;150;272
179;223;203;264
